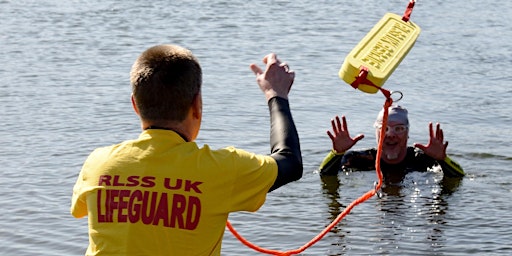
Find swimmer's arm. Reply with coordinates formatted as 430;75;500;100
319;149;344;176
438;155;465;177
268;97;303;192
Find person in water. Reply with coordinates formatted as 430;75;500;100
71;44;302;255
319;105;464;178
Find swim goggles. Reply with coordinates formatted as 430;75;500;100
374;124;409;134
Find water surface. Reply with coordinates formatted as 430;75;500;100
1;0;511;255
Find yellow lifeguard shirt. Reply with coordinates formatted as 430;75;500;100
71;129;277;255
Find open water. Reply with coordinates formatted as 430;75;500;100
1;0;511;255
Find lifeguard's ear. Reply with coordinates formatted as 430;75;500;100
191;92;202;119
131;94;140;116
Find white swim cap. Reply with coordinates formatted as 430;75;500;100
375;105;409;126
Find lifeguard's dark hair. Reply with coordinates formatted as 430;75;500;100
130;44;202;122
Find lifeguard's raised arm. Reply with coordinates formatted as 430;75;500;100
250;53;303;191
268;97;303;191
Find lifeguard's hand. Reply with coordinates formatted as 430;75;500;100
327;115;364;153
413;122;448;161
250;53;295;101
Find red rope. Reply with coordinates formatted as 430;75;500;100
227;89;394;255
227;1;411;247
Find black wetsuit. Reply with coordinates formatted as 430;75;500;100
319;146;464;178
268;97;303;191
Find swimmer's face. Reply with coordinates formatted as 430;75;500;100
375;121;409;164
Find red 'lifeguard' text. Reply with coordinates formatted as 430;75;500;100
95;175;203;230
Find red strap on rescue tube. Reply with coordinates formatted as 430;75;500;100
350;66;392;99
402;0;416;22
350;66;377;90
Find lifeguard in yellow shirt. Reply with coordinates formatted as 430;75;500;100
71;44;303;256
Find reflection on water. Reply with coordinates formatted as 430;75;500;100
320;170;463;255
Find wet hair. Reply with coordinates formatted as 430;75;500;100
130;44;202;122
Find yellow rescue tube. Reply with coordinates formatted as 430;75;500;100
339;13;421;93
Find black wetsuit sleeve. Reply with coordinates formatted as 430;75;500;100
438;155;465;177
267;97;303;192
412;148;465;177
319;150;344;176
319;149;377;176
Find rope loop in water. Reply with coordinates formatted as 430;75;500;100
226;89;394;255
